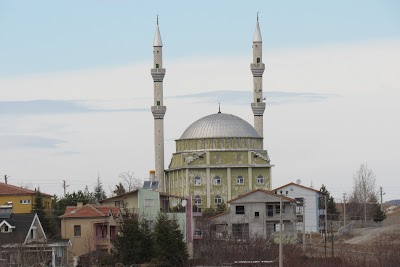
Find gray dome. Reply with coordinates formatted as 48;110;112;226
179;113;261;139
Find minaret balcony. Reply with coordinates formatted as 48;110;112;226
151;68;166;82
251;102;266;115
151;105;167;119
250;63;265;77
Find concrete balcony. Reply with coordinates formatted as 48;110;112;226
251;102;266;115
151;68;166;82
151;105;167;119
250;63;265;77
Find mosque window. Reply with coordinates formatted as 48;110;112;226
257;57;260;63
257;98;260;103
213;176;221;186
257;175;264;185
194;195;202;205
157;101;160;106
194;176;201;186
215;195;222;205
156;63;159;68
237;176;244;185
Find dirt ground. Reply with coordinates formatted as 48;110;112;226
304;209;400;257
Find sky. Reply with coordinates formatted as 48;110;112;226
0;1;399;202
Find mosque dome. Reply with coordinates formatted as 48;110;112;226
179;113;261;140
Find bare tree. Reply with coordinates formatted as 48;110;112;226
119;171;142;192
348;164;378;226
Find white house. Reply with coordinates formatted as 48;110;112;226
273;182;326;233
207;189;297;239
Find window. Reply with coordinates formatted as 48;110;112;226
236;205;245;215
1;225;10;233
214;195;222;205
267;205;274;217
194;195;202;205
213;176;221;185
194;176;201;186
275;205;280;214
19;199;30;204
232;223;249;239
286;191;289;195
257;175;264;184
257;98;260;103
145;199;154;207
110;226;117;240
95;224;107;238
156;63;159;68
74;225;81;237
157;101;160;106
115;201;120;207
275;223;284;232
257;57;260;63
237;176;244;185
255;212;259;218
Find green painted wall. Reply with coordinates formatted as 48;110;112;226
138;189;160;220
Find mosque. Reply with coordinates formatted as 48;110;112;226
150;17;272;210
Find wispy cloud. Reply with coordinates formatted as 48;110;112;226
0;100;146;116
0;135;66;149
171;90;338;105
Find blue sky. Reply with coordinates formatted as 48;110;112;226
1;1;399;77
0;1;400;201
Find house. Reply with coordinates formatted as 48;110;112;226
207;189;297;240
59;203;120;257
0;182;52;213
273;182;327;232
0;206;71;267
100;189;193;256
99;189;187;234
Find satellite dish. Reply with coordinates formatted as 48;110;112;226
182;199;187;207
172;201;177;207
296;179;301;185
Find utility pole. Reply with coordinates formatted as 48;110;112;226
4;175;9;184
302;199;306;251
343;193;347;227
62;180;69;197
379;186;385;209
324;195;328;258
279;195;283;267
330;217;334;257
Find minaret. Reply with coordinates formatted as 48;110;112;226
151;17;166;191
250;15;266;145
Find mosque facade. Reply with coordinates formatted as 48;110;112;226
150;17;273;209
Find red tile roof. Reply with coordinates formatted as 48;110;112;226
0;182;52;197
273;182;327;195
227;188;296;203
60;204;120;218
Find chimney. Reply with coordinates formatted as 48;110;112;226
149;170;155;182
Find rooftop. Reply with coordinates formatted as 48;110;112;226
0;182;51;197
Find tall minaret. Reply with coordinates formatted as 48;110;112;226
151;17;166;191
250;15;266;145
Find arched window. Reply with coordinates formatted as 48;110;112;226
194;195;202;205
194;176;201;186
257;175;264;185
213;176;221;185
215;195;222;205
237;176;244;185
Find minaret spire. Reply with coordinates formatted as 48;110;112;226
250;14;266;145
151;17;166;191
